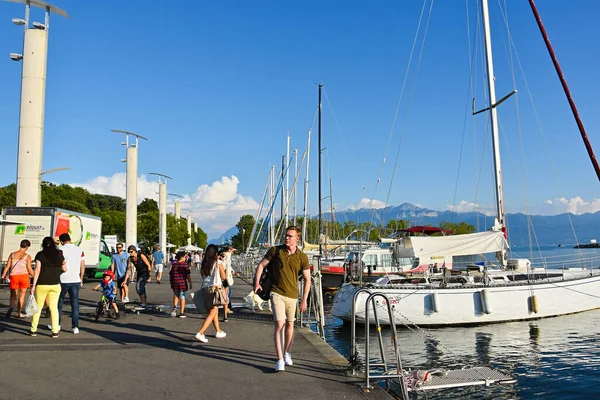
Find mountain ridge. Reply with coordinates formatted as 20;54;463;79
209;202;600;247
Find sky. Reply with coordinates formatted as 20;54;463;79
1;0;599;238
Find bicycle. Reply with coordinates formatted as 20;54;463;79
94;290;118;321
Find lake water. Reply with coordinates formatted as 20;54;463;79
322;246;600;399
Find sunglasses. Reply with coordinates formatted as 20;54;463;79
128;250;135;254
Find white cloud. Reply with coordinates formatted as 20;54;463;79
72;174;259;237
447;200;495;216
543;197;600;215
346;198;387;210
72;173;159;203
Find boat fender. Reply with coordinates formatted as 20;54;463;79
480;289;492;314
431;292;439;313
529;295;539;314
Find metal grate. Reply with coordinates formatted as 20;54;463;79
415;367;516;391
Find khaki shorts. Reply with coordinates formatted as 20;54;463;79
271;292;297;322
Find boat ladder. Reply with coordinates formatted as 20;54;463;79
349;288;517;399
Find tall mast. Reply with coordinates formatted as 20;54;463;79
293;148;298;225
281;155;285;237
329;178;334;238
318;83;323;258
527;0;600;182
269;165;274;245
302;130;311;245
285;133;290;227
481;0;507;263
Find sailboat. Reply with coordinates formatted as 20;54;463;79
331;0;600;326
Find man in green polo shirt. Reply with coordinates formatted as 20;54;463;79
254;225;311;372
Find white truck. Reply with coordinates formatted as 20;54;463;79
0;207;110;278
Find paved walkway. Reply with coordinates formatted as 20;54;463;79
0;271;392;400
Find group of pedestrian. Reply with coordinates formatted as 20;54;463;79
3;225;311;373
21;233;85;337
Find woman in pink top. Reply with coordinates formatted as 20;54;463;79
1;239;33;318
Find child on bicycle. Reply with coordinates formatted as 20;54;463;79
93;270;120;319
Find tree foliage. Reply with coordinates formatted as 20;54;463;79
231;214;255;252
439;221;476;235
0;183;210;248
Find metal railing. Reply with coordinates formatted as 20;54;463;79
350;289;409;399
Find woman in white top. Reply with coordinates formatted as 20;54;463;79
194;244;227;343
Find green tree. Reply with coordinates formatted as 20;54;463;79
0;184;16;208
166;214;190;247
231;214;255;252
195;227;208;249
439;221;476;235
137;199;159;247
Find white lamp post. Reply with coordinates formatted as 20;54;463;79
112;129;147;248
10;0;69;206
149;173;172;257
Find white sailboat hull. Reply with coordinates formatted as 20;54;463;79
331;273;600;326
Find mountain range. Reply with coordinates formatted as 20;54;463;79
209;203;600;247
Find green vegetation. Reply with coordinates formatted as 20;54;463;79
231;214;476;250
0;183;208;249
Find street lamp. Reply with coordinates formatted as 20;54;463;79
39;166;69;204
112;129;148;248
240;227;245;253
10;0;69;207
167;193;183;220
149;172;172;257
181;208;193;246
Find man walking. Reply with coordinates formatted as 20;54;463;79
56;233;85;335
152;245;165;284
254;226;310;372
110;242;129;303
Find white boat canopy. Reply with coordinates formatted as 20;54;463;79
393;230;508;259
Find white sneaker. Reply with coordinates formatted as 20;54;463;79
72;327;79;335
170;309;177;317
275;359;285;372
284;352;293;366
215;331;227;339
48;324;60;331
123;297;129;303
194;333;208;343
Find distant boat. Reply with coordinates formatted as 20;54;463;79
331;0;600;326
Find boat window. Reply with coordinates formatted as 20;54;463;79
380;253;393;268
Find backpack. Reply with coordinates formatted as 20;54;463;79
258;264;273;301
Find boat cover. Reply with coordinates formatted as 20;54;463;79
393;230;508;258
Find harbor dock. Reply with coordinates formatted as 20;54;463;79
0;273;392;400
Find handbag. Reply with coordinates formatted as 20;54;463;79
212;286;229;306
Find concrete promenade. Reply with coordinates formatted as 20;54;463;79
0;271;392;400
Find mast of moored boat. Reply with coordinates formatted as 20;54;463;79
302;129;311;246
527;0;600;182
318;83;323;262
481;0;508;265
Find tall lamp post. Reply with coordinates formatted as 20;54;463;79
181;208;192;246
149;172;172;257
168;193;183;221
112;129;147;248
10;0;69;206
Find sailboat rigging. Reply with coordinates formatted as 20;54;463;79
331;0;600;326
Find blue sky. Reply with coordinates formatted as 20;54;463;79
1;0;599;238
